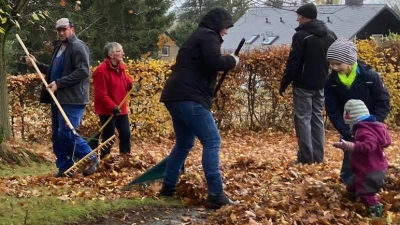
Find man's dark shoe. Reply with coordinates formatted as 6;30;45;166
54;170;73;178
206;194;234;209
159;184;176;197
82;157;100;176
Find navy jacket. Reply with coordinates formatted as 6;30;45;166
160;8;236;110
325;61;390;140
37;35;90;105
281;19;337;91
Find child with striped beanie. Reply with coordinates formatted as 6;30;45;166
332;99;390;217
327;38;358;87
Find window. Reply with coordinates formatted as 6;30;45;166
262;35;279;45
245;35;259;44
161;46;170;56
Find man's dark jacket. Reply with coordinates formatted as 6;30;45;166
325;61;391;140
37;35;90;105
160;8;236;110
280;19;337;92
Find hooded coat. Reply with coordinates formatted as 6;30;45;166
351;120;390;194
160;8;236;110
281;20;337;91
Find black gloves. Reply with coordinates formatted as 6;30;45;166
112;106;121;116
342;132;354;141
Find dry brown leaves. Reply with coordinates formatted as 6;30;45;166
1;130;400;225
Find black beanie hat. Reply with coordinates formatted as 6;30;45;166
296;3;317;19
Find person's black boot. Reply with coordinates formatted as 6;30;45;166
159;184;176;197
206;194;233;209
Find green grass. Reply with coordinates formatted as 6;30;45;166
0;162;54;177
0;163;183;225
0;194;180;225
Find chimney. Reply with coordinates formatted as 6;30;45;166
271;0;283;8
327;16;332;23
266;18;270;24
280;17;285;23
345;0;363;5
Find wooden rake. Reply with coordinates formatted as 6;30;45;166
63;134;117;176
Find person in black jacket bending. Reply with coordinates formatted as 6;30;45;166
159;8;239;209
280;3;337;164
325;38;390;194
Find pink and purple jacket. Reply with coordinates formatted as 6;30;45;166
351;121;390;194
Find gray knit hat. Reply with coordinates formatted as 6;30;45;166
327;38;357;65
344;99;369;126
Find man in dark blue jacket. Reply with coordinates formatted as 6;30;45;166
26;18;99;177
325;38;390;190
280;3;337;164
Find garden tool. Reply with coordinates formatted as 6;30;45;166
127;156;185;187
214;38;246;97
86;77;142;149
16;34;79;136
63;135;116;176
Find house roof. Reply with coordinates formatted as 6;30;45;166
222;4;393;52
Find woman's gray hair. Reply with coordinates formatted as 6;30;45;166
103;42;122;58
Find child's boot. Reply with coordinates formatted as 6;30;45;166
368;203;383;217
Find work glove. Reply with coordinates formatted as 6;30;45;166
112;106;121;116
230;53;239;66
333;140;355;152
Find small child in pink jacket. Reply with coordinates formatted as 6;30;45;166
332;99;390;217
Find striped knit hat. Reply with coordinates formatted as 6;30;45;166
344;99;369;126
327;38;357;65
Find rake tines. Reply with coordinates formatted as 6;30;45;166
63;135;116;176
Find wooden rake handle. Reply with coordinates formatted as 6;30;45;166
63;134;116;175
16;34;78;136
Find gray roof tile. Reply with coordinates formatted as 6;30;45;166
222;4;387;52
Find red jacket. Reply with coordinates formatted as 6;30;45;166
93;58;133;115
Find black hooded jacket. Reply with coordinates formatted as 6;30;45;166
281;19;337;91
160;8;236;110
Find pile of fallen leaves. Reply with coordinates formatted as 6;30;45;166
1;130;400;225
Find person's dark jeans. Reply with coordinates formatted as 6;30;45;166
163;101;224;196
51;104;93;171
99;114;131;155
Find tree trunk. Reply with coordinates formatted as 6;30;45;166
0;34;10;141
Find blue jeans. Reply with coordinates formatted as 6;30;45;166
163;101;223;196
51;104;93;171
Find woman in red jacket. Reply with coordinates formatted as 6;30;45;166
92;42;133;158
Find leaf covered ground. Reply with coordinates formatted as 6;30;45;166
1;129;400;225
